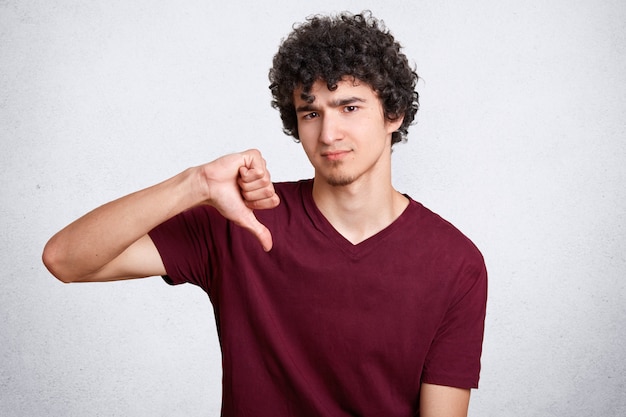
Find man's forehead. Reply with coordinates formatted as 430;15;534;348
293;78;372;103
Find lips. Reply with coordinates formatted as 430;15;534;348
321;150;351;161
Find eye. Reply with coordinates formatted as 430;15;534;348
302;111;319;120
344;105;358;113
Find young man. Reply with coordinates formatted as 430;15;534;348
43;11;487;417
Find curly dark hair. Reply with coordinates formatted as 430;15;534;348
269;11;419;145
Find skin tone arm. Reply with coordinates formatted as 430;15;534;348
42;149;280;283
420;383;471;417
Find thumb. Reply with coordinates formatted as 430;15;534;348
237;209;274;252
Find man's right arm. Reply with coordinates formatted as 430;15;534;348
42;149;280;283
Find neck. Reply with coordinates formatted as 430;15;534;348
311;172;408;245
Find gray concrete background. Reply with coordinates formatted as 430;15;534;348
1;0;625;415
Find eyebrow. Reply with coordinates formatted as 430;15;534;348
295;96;366;113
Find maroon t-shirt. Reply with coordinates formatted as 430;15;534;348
149;179;487;417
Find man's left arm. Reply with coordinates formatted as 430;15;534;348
419;383;471;417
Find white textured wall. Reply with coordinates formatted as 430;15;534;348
2;1;625;415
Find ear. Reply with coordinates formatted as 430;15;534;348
385;115;404;135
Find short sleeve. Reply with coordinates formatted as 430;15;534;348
148;205;222;292
421;256;488;389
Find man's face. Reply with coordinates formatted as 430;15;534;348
294;78;402;187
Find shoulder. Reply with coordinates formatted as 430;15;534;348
399;199;487;297
406;198;483;261
273;179;312;200
405;201;487;318
257;179;313;217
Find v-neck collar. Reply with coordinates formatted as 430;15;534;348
299;179;415;260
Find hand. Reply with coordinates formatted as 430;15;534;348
200;149;280;251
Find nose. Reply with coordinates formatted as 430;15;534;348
319;113;343;145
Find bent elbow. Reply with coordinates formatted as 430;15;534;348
42;238;76;283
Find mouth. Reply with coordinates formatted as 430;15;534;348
321;150;351;161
